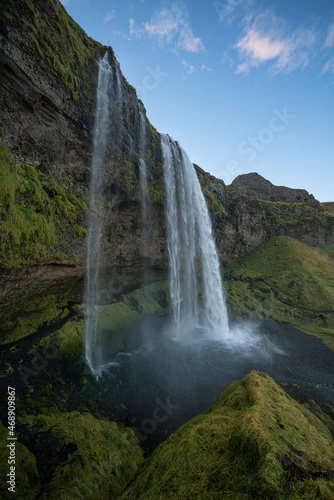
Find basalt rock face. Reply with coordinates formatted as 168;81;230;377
209;173;334;265
231;172;320;207
0;0;167;332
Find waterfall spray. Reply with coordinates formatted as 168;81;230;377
161;134;229;339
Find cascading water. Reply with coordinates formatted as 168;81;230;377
138;105;149;220
85;53;116;377
161;134;229;340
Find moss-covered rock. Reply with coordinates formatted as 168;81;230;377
121;371;334;499
8;280;171;359
0;300;69;345
16;411;143;499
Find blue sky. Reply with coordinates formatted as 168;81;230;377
60;0;334;202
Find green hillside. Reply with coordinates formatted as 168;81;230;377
224;236;334;351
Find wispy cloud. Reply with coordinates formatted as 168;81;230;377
324;21;334;48
322;56;334;75
129;3;205;53
176;26;204;53
234;10;317;75
104;10;116;23
213;0;254;24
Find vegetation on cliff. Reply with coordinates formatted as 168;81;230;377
121;370;334;499
0;141;87;269
2;0;104;103
35;280;171;357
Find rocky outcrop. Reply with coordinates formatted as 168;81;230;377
231;172;320;207
209;174;334;265
194;169;334;265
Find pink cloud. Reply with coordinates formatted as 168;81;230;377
234;11;317;75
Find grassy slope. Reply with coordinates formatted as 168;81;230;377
224;236;334;351
321;202;334;216
0;412;143;500
121;370;334;500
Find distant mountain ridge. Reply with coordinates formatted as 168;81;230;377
230;172;319;207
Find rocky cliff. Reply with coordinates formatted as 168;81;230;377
0;0;167;334
212;172;334;266
0;0;333;341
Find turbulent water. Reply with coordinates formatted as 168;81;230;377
161;134;229;340
84;53;119;377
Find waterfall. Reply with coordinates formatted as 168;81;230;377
115;60;122;104
84;53;115;377
161;134;229;339
138;105;149;220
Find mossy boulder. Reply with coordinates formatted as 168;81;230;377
121;371;334;499
15;411;143;499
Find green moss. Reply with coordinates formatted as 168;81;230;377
122;371;334;499
123;281;171;315
72;224;87;237
53;319;84;357
145;123;165;204
0;421;39;499
321;202;334;216
323;241;334;258
202;187;227;218
120;158;139;196
0;141;86;269
3;0;105;102
0;300;67;345
148;178;165;204
303;400;334;430
17;411;143;499
225;236;334;351
258;199;333;236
